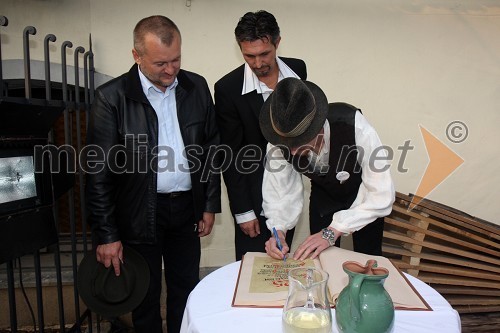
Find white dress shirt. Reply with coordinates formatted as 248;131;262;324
262;111;395;234
138;67;192;193
234;58;301;224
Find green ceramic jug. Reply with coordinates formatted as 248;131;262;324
336;259;394;333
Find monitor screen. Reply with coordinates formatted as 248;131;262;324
0;155;37;205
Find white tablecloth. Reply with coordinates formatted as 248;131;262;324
180;261;461;333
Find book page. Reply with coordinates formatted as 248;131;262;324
232;252;318;307
233;250;430;310
318;247;430;310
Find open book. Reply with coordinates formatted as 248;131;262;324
232;247;431;310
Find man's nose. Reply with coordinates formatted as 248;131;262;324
163;63;175;74
290;147;299;155
254;57;262;68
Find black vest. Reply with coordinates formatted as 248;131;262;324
283;103;362;218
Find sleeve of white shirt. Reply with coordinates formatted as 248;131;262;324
330;111;395;234
262;143;304;233
234;211;258;224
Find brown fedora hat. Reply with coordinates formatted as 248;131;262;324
259;78;328;148
77;246;150;318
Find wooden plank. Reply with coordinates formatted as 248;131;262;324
433;286;500;297
395;192;500;240
413;262;500;281
382;245;500;274
461;312;500;331
446;296;500;306
383;230;500;266
401;215;429;276
455;305;500;313
395;195;500;238
396;192;499;232
418;273;500;289
385;217;500;258
386;193;500;318
389;259;500;282
463;323;500;333
391;204;500;250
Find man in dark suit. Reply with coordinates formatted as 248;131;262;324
214;10;306;260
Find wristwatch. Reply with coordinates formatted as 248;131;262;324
321;228;337;247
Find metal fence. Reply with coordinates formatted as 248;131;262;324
0;15;96;333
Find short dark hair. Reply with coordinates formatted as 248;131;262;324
133;15;181;55
234;10;280;46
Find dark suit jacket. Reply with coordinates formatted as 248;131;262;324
214;57;306;221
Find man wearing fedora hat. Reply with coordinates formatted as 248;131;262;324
259;78;395;260
214;10;306;260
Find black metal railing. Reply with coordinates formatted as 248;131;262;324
0;15;96;333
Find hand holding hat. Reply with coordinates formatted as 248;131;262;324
77;245;150;318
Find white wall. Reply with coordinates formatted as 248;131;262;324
1;0;499;267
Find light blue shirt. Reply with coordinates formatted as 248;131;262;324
138;67;192;193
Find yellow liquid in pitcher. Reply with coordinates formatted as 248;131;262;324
282;307;331;333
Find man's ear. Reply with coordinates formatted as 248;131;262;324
274;36;282;50
132;48;140;65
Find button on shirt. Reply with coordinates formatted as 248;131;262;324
234;58;301;224
138;67;192;193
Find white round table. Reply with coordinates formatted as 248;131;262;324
180;261;461;333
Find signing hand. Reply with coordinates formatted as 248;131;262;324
198;212;215;237
96;240;123;276
265;229;289;260
239;219;261;238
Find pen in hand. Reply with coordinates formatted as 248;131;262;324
272;227;286;262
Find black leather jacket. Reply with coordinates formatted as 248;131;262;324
86;64;221;245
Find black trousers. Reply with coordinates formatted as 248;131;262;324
129;192;200;333
234;214;295;261
309;206;384;256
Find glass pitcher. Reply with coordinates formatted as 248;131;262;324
282;267;332;333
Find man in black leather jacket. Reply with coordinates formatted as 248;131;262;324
85;15;220;333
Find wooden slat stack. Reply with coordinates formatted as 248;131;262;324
382;192;500;314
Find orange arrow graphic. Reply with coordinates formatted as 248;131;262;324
410;125;464;210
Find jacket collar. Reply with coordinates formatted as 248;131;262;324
125;63;195;103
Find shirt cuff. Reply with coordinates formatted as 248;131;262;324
329;218;353;235
235;210;257;224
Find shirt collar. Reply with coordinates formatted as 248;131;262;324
241;57;300;95
321;120;330;157
308;120;330;162
138;66;178;97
